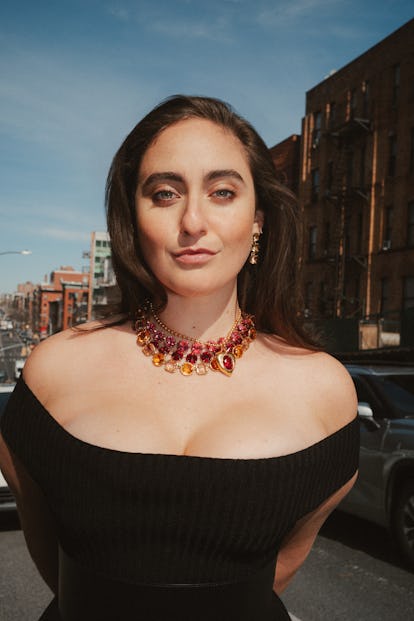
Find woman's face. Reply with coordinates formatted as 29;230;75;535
135;118;262;299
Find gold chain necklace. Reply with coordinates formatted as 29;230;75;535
133;303;256;377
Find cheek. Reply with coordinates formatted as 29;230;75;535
225;219;255;250
136;214;168;255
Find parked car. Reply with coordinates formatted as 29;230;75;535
340;364;414;568
0;384;16;511
14;358;25;380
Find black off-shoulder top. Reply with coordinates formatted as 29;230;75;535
0;377;359;619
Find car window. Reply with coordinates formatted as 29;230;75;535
375;375;414;417
351;375;385;418
0;392;11;416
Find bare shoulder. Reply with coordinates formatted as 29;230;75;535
258;334;358;431
295;350;357;430
23;320;130;403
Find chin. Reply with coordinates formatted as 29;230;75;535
163;277;237;300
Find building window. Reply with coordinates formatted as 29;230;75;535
388;135;397;177
324;221;330;254
345;222;351;257
350;88;357;119
383;206;393;249
362;80;370;117
308;226;317;259
346;150;354;187
392;63;400;107
312;111;322;147
357;212;363;253
327;161;334;191
380;278;391;315
318;281;327;314
311;168;319;201
96;240;102;247
403;277;414;310
408;201;414;247
354;277;360;305
328;101;336;129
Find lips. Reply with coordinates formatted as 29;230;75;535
173;248;217;265
174;248;216;257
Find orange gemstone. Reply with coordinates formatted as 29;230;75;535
248;328;257;340
142;343;156;356
152;353;165;366
137;329;151;345
210;357;220;371
233;345;243;358
180;362;193;376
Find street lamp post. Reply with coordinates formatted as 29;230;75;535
0;250;32;256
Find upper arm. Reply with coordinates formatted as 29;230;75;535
0;431;58;593
273;354;359;593
274;472;358;593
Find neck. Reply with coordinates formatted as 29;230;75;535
158;286;239;342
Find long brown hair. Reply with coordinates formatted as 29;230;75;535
106;95;315;347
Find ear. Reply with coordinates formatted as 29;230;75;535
253;209;264;235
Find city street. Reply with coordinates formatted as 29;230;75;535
0;510;413;620
0;330;26;383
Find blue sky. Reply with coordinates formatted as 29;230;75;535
0;0;413;293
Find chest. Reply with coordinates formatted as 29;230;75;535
46;330;329;458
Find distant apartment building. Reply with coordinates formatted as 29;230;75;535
34;266;89;337
87;231;117;319
299;18;414;347
269;134;301;193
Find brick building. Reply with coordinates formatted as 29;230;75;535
299;18;414;347
34;266;89;337
269;134;301;193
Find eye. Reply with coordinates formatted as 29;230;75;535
152;189;179;204
212;189;235;200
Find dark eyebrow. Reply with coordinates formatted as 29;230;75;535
140;169;246;194
206;169;245;184
140;172;184;193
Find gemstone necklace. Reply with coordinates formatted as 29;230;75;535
133;302;256;377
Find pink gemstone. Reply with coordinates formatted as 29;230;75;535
231;333;242;344
186;353;197;364
172;351;183;361
179;340;189;351
223;355;234;370
200;351;212;362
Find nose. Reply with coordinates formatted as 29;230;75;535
179;194;207;238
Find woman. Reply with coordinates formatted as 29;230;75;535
0;95;359;620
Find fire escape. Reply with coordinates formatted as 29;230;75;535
323;115;371;319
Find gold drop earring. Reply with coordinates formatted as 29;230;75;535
249;233;260;265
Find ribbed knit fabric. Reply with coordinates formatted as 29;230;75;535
1;377;359;587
